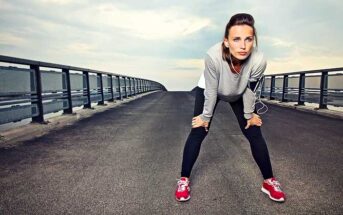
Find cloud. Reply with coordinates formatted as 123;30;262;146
173;58;203;71
66;42;94;54
266;44;343;74
37;0;74;5
73;3;211;40
0;32;27;46
261;36;294;48
0;0;13;10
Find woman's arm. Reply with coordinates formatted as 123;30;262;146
199;54;219;122
242;54;267;120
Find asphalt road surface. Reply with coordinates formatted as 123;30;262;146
1;91;342;214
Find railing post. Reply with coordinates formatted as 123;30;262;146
281;75;288;102
83;71;91;108
125;77;131;98
319;71;328;109
131;78;134;96
108;74;114;102
270;76;275;100
98;73;105;105
123;77;128;98
129;78;132;96
62;68;73;114
261;77;265;98
128;78;131;96
30;65;45;123
117;76;122;100
297;73;305;105
129;78;131;96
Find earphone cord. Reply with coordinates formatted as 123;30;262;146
252;76;269;115
229;54;241;77
228;49;267;115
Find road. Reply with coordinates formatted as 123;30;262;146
1;91;342;214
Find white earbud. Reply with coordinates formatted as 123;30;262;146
224;41;229;48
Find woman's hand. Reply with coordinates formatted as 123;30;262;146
245;113;262;129
192;115;209;131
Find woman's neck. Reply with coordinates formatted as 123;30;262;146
230;54;242;66
227;54;243;74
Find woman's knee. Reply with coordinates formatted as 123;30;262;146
189;127;208;137
242;126;263;139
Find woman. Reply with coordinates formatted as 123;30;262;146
175;13;286;203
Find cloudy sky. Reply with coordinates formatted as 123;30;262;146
0;0;342;91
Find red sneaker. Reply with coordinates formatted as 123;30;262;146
175;177;191;202
261;178;286;202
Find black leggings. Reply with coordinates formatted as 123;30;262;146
181;87;273;179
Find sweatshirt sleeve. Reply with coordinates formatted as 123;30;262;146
242;54;267;120
199;54;218;122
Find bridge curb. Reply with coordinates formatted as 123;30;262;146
0;91;160;148
262;99;343;120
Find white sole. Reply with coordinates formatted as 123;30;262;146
176;195;191;202
261;187;285;202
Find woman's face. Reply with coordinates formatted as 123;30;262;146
224;24;255;61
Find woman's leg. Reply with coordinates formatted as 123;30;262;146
180;87;219;178
229;97;273;179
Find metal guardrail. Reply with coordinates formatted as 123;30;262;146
260;67;343;108
0;55;167;125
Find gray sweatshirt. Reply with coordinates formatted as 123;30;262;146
198;42;267;122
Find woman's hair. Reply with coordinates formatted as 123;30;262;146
222;13;258;61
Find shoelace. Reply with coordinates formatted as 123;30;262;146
176;178;189;192
270;180;282;192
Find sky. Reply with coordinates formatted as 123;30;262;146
0;0;342;91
